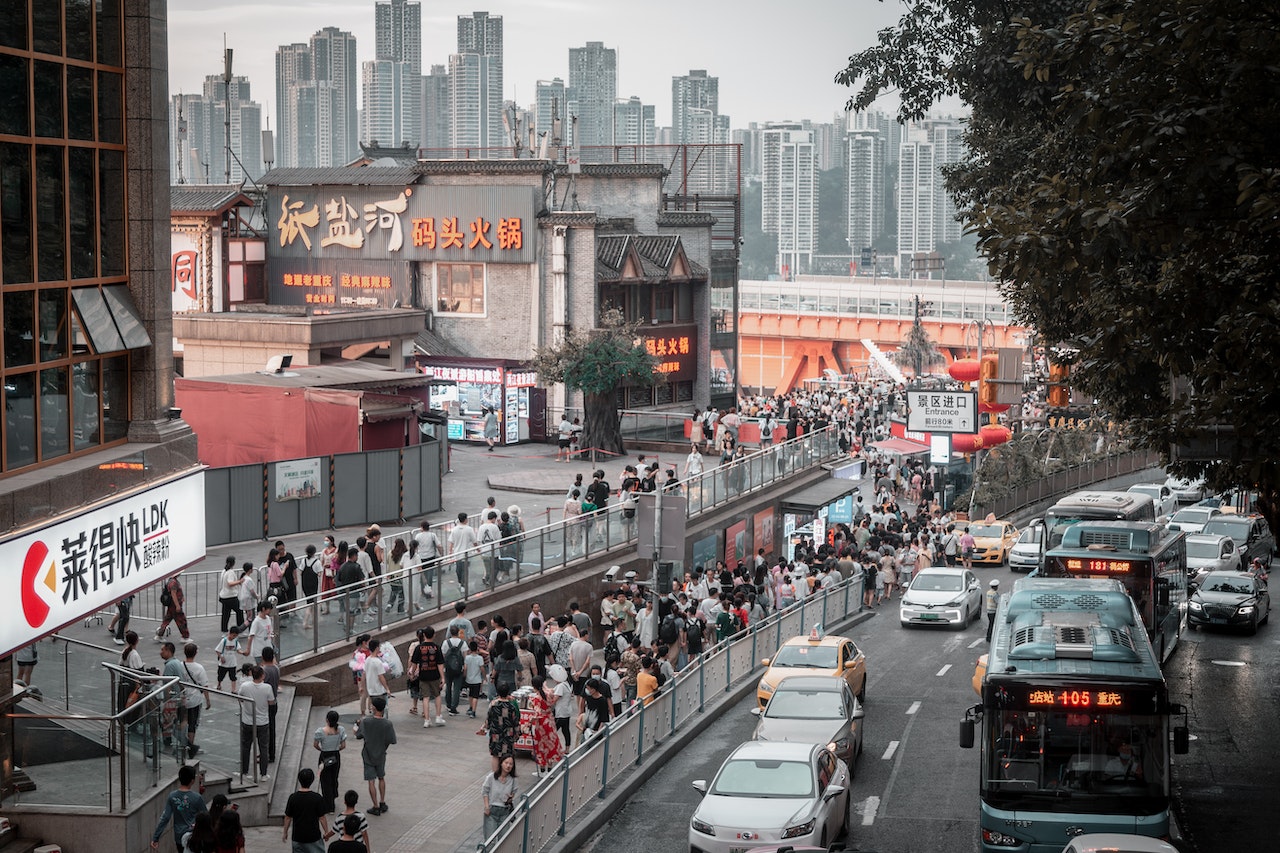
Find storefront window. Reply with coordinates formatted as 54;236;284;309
652;287;674;323
436;263;485;315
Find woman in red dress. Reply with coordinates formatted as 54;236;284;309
528;675;564;777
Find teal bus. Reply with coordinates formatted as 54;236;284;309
961;577;1188;853
1032;491;1158;572
1044;520;1188;664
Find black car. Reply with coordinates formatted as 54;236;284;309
1188;571;1271;635
1200;515;1276;569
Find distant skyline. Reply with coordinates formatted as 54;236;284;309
167;0;928;134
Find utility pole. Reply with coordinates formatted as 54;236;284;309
223;42;233;184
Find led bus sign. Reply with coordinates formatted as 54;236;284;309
1026;688;1126;709
1063;557;1137;575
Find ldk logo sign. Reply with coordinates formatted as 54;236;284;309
22;540;58;628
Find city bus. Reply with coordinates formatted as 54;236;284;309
961;577;1189;852
1044;520;1188;663
1031;491;1158;571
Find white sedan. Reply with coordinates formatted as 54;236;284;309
900;567;983;628
689;741;849;853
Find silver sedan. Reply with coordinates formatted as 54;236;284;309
752;675;865;769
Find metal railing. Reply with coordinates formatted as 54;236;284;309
477;573;865;853
267;427;841;663
971;450;1162;520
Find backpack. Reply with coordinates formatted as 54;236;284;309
659;613;679;645
442;638;465;676
603;635;622;666
159;582;174;608
761;420;773;440
686;618;703;646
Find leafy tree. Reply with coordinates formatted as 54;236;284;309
836;0;1280;530
892;297;945;377
531;310;660;458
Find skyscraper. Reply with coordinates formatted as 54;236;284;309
535;78;568;147
363;0;422;148
568;42;616;147
761;123;819;277
454;11;504;149
672;70;718;144
275;27;358;169
897;117;966;268
613;96;655;146
170;75;264;184
845;128;885;259
421;64;451;152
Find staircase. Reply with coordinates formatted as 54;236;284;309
861;338;908;385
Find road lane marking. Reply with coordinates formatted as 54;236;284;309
882;741;899;760
862;796;880;825
906;701;921;715
943;636;962;653
936;664;952;677
969;637;985;648
1211;660;1246;667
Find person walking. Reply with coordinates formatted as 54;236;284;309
150;764;207;852
261;647;281;763
217;556;245;634
237;664;273;780
282;768;332;853
556;414;575;462
448;513;479;590
527;675;563;777
155;575;191;642
478;681;521;775
179;642;212;759
312;709;347;814
985;579;1001;642
960;526;977;570
359;696;397;816
108;593;136;645
411;521;441;604
336;548;365;636
481;755;518;837
299;544;323;629
440;625;468;717
483;407;500;452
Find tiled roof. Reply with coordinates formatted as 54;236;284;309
414;327;464;357
170;185;254;215
259;166;418;187
594;234;708;283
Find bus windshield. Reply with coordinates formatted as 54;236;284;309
982;706;1168;813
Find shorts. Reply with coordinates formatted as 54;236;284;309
558;438;570;449
217;665;238;683
465;682;483;699
362;759;386;781
184;705;202;730
422;679;442;699
571;677;586;697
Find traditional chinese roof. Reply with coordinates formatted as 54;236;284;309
414;160;554;176
185;363;432;391
170;184;254;216
595;234;708;284
413;327;465;358
259;166;419;187
656;210;717;227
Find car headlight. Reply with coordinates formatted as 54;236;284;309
781;819;816;839
690;817;715;836
759;681;775;694
1189;601;1202;611
1238;604;1255;614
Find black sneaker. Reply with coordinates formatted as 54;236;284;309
368;804;383;816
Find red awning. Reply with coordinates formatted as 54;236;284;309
871;437;931;456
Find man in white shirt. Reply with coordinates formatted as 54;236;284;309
448;513;479;588
364;638;390;702
411;521;441;600
237;665;274;779
245;602;274;664
557;416;575;462
477;511;503;585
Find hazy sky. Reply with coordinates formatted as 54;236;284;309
167;0;913;129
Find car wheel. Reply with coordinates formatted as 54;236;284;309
1248;615;1259;635
857;679;866;704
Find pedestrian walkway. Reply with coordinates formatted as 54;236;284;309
36;440;719;853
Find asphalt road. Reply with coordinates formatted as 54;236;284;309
581;562;1274;853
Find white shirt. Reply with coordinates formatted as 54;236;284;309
684;451;704;477
449;523;479;555
478;521;502;549
413;529;440;559
552;680;574;717
237;679;273;725
218;568;240;600
364;655;388;696
248;614;273;652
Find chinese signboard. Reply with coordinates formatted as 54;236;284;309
424;365;503;384
267;184;538;308
906;390;978;434
275;458;322;502
171;230;222;313
0;473;206;658
641;325;698;381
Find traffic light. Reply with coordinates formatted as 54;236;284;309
1047;363;1070;408
978;355;999;408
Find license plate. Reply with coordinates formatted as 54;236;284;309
920;614;940;621
1211;617;1228;624
730;848;749;853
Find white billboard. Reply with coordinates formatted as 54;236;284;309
906;390;978;435
0;472;206;658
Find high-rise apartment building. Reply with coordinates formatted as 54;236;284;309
761;123;819;277
535;78;569;147
613;97;655;146
845;128;885;258
363;0;422;148
170;75;264;184
421;64;451;152
567;42;616;147
672;70;718;144
274;27;358;169
454;11;504;149
897;117;966;268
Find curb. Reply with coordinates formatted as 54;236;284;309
526;606;877;853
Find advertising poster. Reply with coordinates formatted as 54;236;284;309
692;533;719;575
275;458;322;502
504;387;519;444
753;509;775;559
725;519;749;567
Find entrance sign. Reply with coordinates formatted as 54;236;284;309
906;390;978;434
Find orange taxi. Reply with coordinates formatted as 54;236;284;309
757;627;867;709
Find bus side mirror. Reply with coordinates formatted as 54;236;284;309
959;718;975;749
1174;725;1189;754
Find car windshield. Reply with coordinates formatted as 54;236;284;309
1173;508;1216;523
1186;541;1226;561
712;758;814;797
1017;527;1044;545
1202;519;1250;539
771;644;839;669
970;524;1004;537
912;573;964;592
1202;575;1253;595
766;689;845;719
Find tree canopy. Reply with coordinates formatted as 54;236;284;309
837;0;1280;523
892;297;945;377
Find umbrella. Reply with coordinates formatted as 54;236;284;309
547;664;568;683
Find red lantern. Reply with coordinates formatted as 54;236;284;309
952;433;984;453
949;359;981;383
980;424;1012;446
979;401;1011;414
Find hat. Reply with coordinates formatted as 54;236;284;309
547;664;568;683
989;579;1000;588
371;695;387;712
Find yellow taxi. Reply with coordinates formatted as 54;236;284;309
757;627;867;709
966;519;1019;565
972;653;987;696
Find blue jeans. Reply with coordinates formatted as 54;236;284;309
292;841;325;853
445;673;464;712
